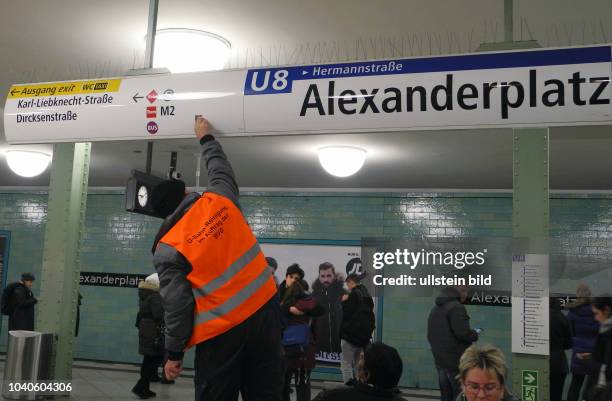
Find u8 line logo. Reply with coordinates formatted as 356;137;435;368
245;69;293;95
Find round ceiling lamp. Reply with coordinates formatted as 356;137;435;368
318;146;367;177
153;28;231;73
5;150;52;178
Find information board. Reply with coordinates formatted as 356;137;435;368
511;254;550;355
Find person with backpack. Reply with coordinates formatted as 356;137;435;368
280;272;324;401
132;273;165;399
339;273;375;385
2;273;38;331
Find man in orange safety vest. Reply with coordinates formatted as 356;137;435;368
150;116;282;401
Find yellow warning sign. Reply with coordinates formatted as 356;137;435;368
8;79;122;99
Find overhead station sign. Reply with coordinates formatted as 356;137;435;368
4;71;245;143
4;45;611;144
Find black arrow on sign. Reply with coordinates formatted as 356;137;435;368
10;88;19;96
133;93;144;103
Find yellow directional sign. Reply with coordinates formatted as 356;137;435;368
8;79;121;99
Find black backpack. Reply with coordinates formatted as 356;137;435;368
1;283;19;315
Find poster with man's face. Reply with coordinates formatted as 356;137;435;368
261;243;370;363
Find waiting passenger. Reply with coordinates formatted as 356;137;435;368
280;275;323;401
278;263;304;302
456;345;519;401
266;256;279;285
428;286;479;401
340;273;375;385
312;342;404;401
132;273;164;399
550;297;572;401
566;284;600;401
580;296;612;401
2;272;38;331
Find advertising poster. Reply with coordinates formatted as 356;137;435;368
261;242;366;363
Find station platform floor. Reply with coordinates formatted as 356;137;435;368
0;359;440;400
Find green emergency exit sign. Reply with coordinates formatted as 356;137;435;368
522;370;539;401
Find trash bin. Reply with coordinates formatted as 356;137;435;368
2;331;55;400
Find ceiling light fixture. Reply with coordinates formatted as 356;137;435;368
318;146;367;177
153;28;231;73
5;150;52;178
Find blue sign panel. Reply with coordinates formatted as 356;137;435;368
244;46;612;95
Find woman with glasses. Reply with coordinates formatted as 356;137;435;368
457;345;519;401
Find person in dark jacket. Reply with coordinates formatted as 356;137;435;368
132;273;165;399
567;284;599;401
281;275;324;401
312;262;346;359
150;116;282;401
75;292;82;337
550;297;573;401
340;273;375;384
580;296;612;401
7;272;38;331
267;257;280;286
427;286;479;401
278;263;305;304
312;342;404;401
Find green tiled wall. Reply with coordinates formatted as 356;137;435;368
0;190;611;389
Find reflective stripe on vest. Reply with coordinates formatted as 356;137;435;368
159;192;276;348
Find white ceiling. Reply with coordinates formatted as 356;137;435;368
1;0;612;189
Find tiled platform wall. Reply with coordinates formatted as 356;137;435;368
0;190;611;388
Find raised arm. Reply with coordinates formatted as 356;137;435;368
195;116;239;206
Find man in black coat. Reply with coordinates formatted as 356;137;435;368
427;286;479;401
340;273;375;384
7;273;38;331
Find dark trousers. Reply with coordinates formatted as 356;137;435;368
550;373;567;401
282;367;311;401
437;367;460;401
567;374;586;401
136;355;163;390
194;300;282;401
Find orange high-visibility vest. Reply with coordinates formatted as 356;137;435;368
160;192;276;348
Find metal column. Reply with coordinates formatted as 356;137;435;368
512;129;550;401
37;142;91;380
